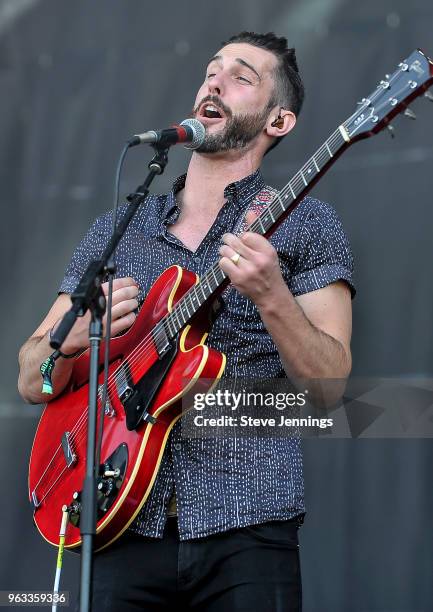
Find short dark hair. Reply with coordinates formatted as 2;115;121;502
222;31;305;151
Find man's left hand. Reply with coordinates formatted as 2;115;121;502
219;210;286;308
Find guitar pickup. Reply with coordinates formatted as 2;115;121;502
61;432;77;468
116;362;135;403
153;327;171;358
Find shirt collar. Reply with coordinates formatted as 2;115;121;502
222;168;265;205
160;174;186;220
161;168;266;220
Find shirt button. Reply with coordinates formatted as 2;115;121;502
174;443;182;451
194;256;201;264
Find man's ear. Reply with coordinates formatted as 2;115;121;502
266;108;296;138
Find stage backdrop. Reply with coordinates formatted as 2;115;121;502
1;1;432;610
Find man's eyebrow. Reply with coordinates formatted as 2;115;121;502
207;55;261;80
207;55;223;68
236;58;261;81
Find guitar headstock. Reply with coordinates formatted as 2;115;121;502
344;49;433;141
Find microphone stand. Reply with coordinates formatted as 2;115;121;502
49;144;170;612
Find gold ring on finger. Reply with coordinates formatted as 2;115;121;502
230;251;241;265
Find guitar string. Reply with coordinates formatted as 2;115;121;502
35;464;73;507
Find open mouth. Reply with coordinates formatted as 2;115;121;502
199;103;225;121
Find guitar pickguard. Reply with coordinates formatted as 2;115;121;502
122;339;179;431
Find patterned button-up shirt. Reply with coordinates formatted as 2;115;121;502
59;169;355;540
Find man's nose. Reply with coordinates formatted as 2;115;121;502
207;73;223;96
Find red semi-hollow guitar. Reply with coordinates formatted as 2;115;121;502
29;50;433;551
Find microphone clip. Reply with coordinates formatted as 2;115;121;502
148;145;169;176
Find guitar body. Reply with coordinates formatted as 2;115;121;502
28;265;226;551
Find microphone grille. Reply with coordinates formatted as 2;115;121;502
180;118;206;150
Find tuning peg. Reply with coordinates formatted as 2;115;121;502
387;124;395;138
424;90;433;102
404;108;416;120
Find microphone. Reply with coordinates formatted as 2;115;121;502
128;118;205;150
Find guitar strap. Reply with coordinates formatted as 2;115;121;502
233;186;279;235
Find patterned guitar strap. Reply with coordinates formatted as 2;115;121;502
235;185;279;235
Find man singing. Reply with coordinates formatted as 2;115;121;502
18;31;354;611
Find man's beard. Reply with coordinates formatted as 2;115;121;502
192;99;273;154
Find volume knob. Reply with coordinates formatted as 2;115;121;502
97;479;114;496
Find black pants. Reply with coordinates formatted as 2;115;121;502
82;517;302;611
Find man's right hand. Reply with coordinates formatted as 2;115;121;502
18;277;140;403
53;277;140;355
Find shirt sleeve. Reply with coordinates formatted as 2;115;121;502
288;199;356;298
58;211;113;294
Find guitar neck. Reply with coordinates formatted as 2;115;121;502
159;125;351;342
